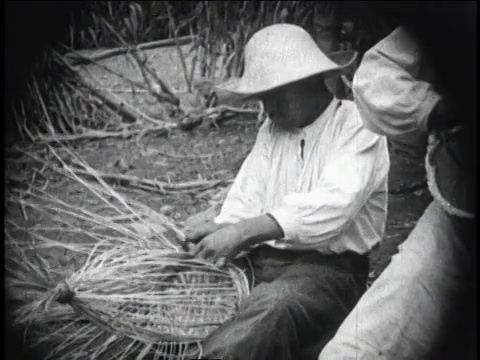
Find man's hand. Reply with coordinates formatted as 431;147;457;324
184;221;225;245
190;224;249;267
188;214;285;267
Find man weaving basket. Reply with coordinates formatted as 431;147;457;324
184;24;390;359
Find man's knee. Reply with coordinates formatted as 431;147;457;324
240;279;298;312
320;335;388;360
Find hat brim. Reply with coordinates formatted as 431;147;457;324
216;50;358;97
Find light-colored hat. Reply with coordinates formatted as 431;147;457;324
217;24;357;96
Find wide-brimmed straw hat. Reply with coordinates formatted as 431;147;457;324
217;24;357;96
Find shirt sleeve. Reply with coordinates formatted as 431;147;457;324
269;110;389;247
352;26;442;136
214;122;270;225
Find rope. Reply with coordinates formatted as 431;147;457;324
55;282;75;304
41;281;75;312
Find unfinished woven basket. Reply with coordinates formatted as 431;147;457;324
20;245;250;357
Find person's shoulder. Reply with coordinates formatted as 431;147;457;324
258;117;283;139
337;99;362;125
251;118;276;147
258;118;273;135
337;99;385;140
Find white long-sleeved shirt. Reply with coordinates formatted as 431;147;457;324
214;98;390;255
352;26;474;219
352;26;441;137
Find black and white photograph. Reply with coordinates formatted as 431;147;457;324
4;1;477;359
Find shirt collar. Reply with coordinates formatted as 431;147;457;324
295;98;339;135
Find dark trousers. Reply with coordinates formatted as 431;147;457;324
201;246;369;360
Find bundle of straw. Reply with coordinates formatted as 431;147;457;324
5;144;250;359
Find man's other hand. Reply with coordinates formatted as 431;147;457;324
188;214;285;267
190;224;248;267
184;221;226;246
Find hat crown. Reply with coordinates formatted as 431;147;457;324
245;24;330;65
240;24;338;93
217;24;356;95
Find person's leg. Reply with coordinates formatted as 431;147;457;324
319;201;475;359
201;253;368;360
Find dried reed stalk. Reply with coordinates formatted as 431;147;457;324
65;35;195;66
5;140;250;359
6;201;249;358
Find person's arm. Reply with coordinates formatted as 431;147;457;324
192;109;388;262
268;110;389;248
214;123;270;225
185;122;271;246
189;213;284;266
352;26;443;137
